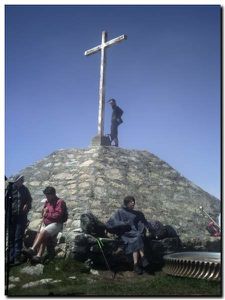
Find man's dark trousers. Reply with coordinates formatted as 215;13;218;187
9;214;27;263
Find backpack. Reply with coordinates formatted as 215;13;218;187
80;212;106;237
116;107;124;125
148;220;165;238
60;200;68;223
206;222;221;237
117;106;123;118
148;221;178;240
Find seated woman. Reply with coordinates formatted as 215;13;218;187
106;196;150;274
23;186;66;263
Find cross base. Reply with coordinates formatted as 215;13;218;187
91;135;111;146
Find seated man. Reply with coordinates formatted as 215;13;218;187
23;186;67;263
106;196;150;275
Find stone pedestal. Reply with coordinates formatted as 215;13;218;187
91;135;111;146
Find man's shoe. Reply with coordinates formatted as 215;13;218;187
9;258;21;267
22;248;36;259
13;257;22;266
141;256;149;268
31;256;42;264
133;264;143;275
9;259;14;267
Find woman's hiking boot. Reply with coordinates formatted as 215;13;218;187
141;256;149;268
22;247;36;259
31;256;42;264
133;263;143;275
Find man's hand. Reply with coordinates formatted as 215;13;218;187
43;207;48;217
145;228;150;237
22;204;29;213
124;222;131;232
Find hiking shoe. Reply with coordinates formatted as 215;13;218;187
22;248;36;259
13;257;22;266
141;256;149;268
31;256;42;264
12;260;21;266
133;264;143;275
9;257;21;267
9;259;15;267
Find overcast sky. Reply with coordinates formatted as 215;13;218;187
5;5;221;198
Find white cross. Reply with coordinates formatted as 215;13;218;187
84;31;127;142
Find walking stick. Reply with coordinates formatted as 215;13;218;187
95;237;116;279
199;206;221;230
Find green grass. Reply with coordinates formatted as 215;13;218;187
6;258;221;296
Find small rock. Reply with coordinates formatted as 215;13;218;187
73;228;82;233
22;278;62;289
20;264;44;276
68;276;77;280
90;269;99;275
9;276;20;283
51;279;62;284
22;282;38;289
80;160;94;167
8;284;16;289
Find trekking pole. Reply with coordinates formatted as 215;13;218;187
95;238;115;279
199;206;220;230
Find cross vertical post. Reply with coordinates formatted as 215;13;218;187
98;31;107;137
84;31;127;145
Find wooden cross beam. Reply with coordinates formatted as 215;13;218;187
84;31;127;141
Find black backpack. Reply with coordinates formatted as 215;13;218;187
116;106;124;125
61;200;68;223
117;106;123;117
80;212;106;237
164;225;178;238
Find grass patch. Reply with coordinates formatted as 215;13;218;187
6;258;222;296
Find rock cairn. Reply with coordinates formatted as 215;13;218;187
13;146;219;247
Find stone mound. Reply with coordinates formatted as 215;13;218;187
14;146;220;243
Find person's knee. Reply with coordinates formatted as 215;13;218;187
38;229;50;241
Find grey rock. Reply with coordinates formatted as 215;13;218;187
20;264;44;276
9;276;20;283
8;284;16;289
22;278;62;289
90;269;99;275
